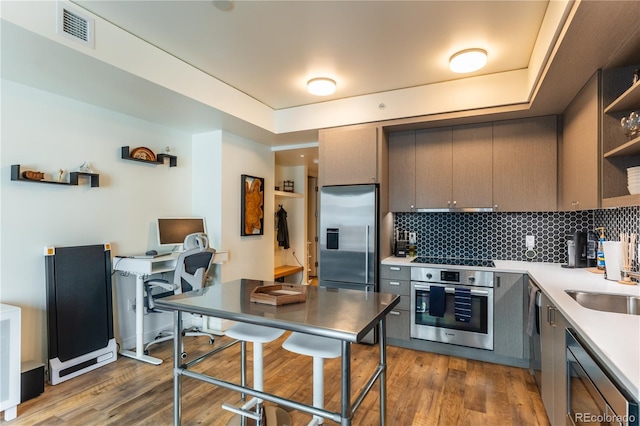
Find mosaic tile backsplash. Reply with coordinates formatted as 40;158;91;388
395;206;639;264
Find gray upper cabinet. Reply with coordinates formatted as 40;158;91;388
388;130;416;212
388;127;454;211
415;127;454;209
389;125;492;211
451;123;493;209
389;117;558;212
493;116;558;212
561;71;600;211
319;125;379;187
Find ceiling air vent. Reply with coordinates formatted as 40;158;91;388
57;3;94;49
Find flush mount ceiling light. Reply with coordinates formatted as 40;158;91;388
449;49;488;73
307;78;336;96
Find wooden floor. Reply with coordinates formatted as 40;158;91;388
4;334;549;426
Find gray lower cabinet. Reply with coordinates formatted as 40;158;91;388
540;291;569;425
493;273;526;359
380;265;411;341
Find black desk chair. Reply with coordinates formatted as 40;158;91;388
144;233;216;358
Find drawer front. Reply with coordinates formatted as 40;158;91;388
380;278;410;297
380;264;410;280
386;309;410;341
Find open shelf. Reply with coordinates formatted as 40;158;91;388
601;65;640;207
274;190;303;198
604;134;640;157
121;146;177;167
604;79;640;113
11;164;99;187
274;265;304;279
602;194;640;208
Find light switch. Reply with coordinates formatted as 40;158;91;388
526;235;535;248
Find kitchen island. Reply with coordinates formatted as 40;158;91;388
155;278;400;425
382;256;640;400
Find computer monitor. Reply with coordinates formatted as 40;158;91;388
157;217;207;248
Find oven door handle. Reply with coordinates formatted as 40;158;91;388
413;284;489;296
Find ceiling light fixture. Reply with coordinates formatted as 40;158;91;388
449;49;487;73
307;78;336;96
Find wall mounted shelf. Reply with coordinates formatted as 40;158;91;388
274;190;303;198
11;165;99;187
603;78;640;113
601;65;640;206
121;146;177;167
603;134;640;157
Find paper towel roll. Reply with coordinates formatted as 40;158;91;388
603;241;623;281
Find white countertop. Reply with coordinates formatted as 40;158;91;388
381;257;640;400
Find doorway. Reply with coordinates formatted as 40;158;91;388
307;176;318;281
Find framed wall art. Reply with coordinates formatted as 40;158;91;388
241;174;264;236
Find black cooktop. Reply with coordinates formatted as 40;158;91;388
411;257;495;268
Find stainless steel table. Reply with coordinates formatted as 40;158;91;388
155;279;400;426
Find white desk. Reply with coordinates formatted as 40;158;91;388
113;250;228;365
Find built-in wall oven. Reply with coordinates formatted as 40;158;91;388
566;328;638;426
411;265;494;350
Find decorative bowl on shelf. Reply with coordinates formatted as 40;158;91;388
21;170;45;181
130;147;156;162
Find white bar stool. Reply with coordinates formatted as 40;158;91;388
223;323;287;426
282;332;342;425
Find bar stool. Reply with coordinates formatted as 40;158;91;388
282;332;342;425
222;323;288;426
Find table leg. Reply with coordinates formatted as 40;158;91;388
119;274;162;365
379;318;387;426
173;310;183;426
341;340;351;426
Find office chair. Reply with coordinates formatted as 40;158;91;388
143;233;216;358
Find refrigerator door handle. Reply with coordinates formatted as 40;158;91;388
365;225;369;284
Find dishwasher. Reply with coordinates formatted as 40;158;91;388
566;328;638;426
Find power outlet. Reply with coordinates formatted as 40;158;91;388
525;235;535;248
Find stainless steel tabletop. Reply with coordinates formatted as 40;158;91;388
155;279;400;343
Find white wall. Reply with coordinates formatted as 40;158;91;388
1;80;193;362
219;133;275;282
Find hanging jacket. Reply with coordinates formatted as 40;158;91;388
276;206;290;249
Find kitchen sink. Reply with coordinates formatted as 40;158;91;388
565;290;640;315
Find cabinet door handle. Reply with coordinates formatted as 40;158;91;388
389;281;400;286
389;311;401;316
547;305;556;326
389;267;400;271
496;276;501;288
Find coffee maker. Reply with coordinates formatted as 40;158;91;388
563;231;597;268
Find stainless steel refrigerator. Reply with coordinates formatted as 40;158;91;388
319;184;379;293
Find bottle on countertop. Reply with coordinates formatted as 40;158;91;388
595;227;606;272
